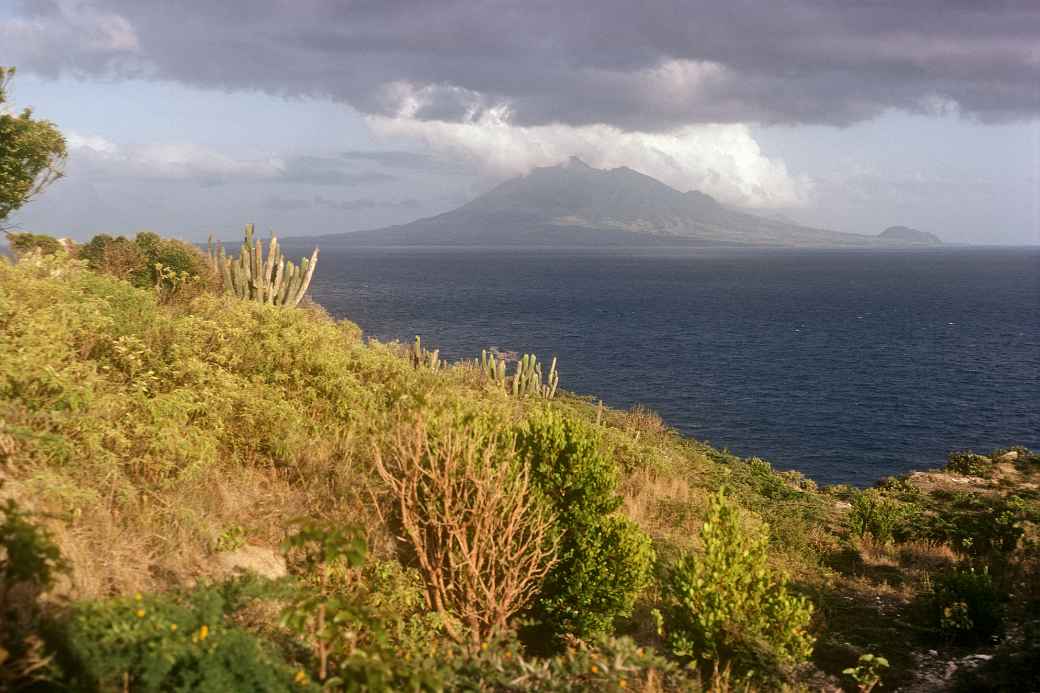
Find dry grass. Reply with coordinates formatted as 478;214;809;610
621;467;709;551
895;540;959;573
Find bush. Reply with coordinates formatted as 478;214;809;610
373;413;557;648
657;489;814;675
449;634;691;691
945;451;991;477
5;231;64;257
77;232;215;303
60;584;301;692
922;493;1027;557
0;498;67;688
847;489;916;544
515;409;654;642
929;567;1005;642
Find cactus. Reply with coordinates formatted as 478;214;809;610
480;349;508;386
411;335;441;370
207;224;318;307
480;350;558;400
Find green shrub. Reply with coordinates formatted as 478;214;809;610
945;451;991;477
60;582;300;692
449;634;690;691
923;493;1027;557
515;409;654;642
5;231;63;257
843;653;889;693
847;489;917;544
0;498;67;688
0;498;66;610
929;567;1005;642
877;475;923;502
77;232;214;301
657;489;814;675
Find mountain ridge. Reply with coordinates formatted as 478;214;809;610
310;159;921;247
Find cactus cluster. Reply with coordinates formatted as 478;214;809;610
411;335;441;370
480;350;559;400
208;224;318;307
480;350;509;386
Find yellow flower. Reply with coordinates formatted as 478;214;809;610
198;624;209;641
590;665;598;674
170;624;178;632
294;670;308;684
135;609;146;618
134;593;143;602
619;680;627;689
481;642;488;651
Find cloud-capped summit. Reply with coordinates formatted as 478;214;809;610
313;159;905;247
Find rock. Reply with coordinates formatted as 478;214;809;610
996;450;1019;462
214;545;287;580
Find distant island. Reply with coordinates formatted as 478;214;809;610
878;225;943;245
308;158;940;248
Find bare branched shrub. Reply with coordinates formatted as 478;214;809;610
373;417;557;647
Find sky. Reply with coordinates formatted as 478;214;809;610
2;0;1038;245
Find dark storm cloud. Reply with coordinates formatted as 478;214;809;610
5;0;1039;127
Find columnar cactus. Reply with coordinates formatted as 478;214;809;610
480;350;558;400
480;349;509;386
208;224;318;307
411;335;441;370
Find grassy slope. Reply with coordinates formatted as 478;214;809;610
1;251;1036;689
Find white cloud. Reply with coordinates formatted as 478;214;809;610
369;109;812;208
66;132;283;182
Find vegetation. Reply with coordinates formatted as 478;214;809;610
0;67;67;225
4;231;65;257
411;335;442;370
481;349;560;399
76;231;217;305
842;653;888;693
208;224;319;307
1;233;1038;690
656;490;814;678
516;410;654;643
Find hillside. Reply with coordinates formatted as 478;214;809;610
316;158;892;248
1;237;1037;691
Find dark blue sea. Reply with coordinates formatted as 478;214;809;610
296;245;1040;487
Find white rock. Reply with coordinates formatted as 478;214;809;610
214;545;287;580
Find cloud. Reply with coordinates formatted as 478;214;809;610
65;134;397;187
278;156;398;186
370;110;812;208
1;0;142;77
262;195;311;211
339;149;469;173
66;132;282;183
314;196;422;212
4;0;1039;128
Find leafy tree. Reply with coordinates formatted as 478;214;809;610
0;67;67;225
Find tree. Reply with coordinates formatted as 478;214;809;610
0;67;67;226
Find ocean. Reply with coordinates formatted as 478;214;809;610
293;244;1040;487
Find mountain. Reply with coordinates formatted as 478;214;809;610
878;225;942;245
315;158;895;247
